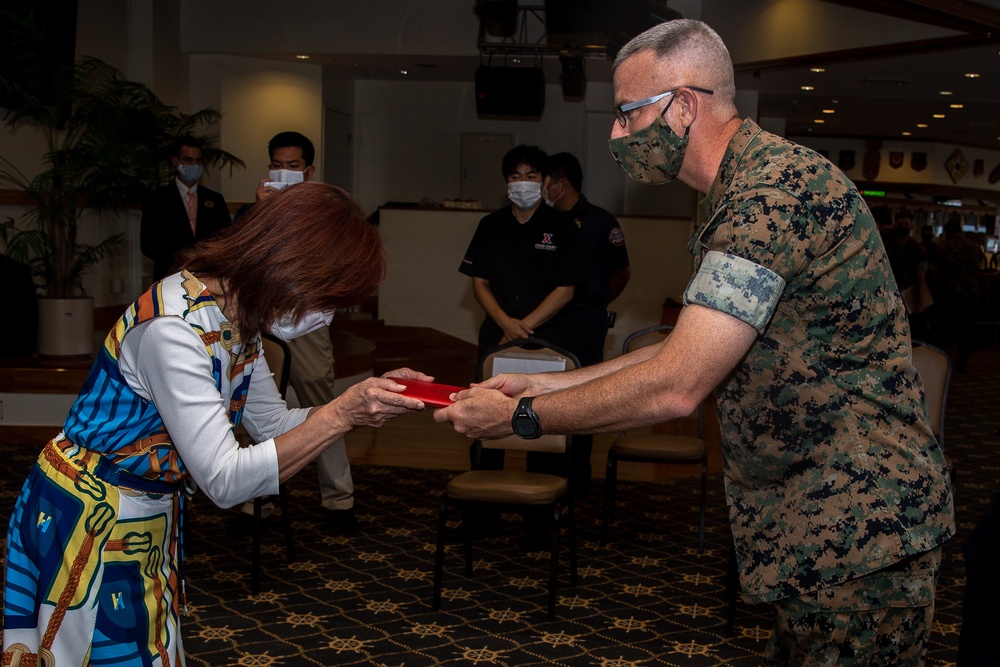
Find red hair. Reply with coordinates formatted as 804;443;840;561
183;182;386;336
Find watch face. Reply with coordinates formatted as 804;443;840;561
514;415;538;438
513;399;540;439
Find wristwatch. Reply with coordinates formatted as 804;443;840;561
511;396;541;439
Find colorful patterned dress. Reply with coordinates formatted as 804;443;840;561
3;271;305;665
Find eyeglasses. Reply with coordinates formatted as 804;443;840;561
612;86;714;128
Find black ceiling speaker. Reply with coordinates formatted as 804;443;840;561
559;55;586;99
475;66;546;118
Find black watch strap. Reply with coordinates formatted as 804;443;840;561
511;396;542;439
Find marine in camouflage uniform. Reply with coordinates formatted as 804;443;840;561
683;120;954;663
437;18;956;666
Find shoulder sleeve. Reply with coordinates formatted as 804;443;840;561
459;215;491;278
119;317;280;508
603;214;630;271
684;250;785;333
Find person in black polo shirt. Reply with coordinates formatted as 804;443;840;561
459;145;582;359
459;144;583;476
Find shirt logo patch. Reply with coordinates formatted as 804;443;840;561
535;232;558;250
609;227;625;247
535;232;557;251
112;592;125;610
36;511;52;533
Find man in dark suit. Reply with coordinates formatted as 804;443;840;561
141;136;231;281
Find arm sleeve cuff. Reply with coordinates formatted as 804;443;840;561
683;250;785;334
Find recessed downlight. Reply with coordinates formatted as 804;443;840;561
801;85;815;91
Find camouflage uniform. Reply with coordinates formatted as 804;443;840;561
682;120;954;660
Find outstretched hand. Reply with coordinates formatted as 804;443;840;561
330;368;433;429
432;386;518;440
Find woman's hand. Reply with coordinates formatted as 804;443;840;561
329;369;431;429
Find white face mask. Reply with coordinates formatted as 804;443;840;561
268;310;334;341
507;181;542;210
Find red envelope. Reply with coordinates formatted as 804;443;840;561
388;377;465;407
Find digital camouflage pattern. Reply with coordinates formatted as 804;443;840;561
765;547;941;666
683;119;954;604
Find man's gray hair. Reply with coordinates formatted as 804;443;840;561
612;19;736;101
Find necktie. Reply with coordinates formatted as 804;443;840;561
186;189;197;234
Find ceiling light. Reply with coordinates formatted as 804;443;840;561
950;103;964;109
822;109;835;114
939;90;953;96
813;119;825;124
902;131;912;136
295;55;310;60
916;123;928;128
933;114;946;119
801;85;814;91
810;68;825;73
400;69;408;75
965;73;980;78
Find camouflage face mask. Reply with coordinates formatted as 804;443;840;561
608;112;689;185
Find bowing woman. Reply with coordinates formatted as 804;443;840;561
3;182;432;664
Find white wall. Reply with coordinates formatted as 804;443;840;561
353;78;693;218
378;208;695;358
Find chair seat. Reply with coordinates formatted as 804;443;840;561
448;470;567;505
612;433;706;462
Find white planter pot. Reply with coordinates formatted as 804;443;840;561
37;297;95;357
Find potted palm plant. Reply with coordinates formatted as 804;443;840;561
0;10;242;355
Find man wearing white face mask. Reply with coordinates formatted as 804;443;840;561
141;136;231;281
459;144;583;360
233;131;359;535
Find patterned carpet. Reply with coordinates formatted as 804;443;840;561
1;343;996;665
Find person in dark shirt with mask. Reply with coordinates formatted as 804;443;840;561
542;151;631;367
140;136;231;281
459;144;582;359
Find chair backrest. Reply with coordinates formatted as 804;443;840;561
475;338;580;457
478;337;579;382
261;333;292;400
623;324;673;354
622;324;705;438
911;339;952;447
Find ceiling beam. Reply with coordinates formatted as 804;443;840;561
821;0;1000;36
734;33;988;74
